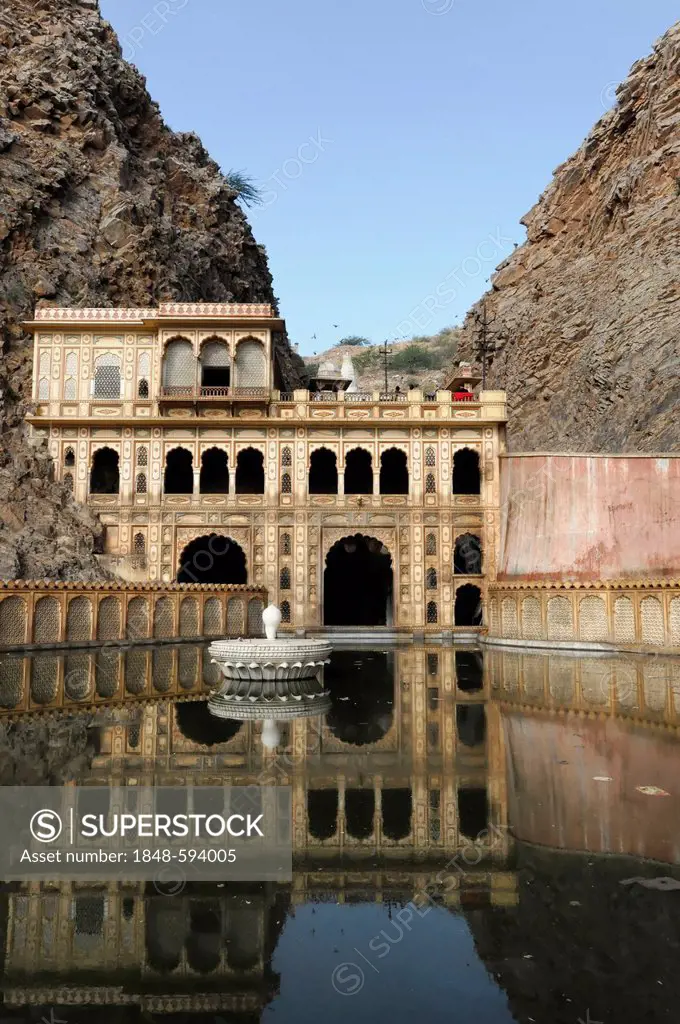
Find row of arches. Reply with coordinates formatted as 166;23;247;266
90;447;266;496
306;785;488;842
89;446;481;497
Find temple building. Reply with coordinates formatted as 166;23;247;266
25;303;508;635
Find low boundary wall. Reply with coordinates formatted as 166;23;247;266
0;581;267;650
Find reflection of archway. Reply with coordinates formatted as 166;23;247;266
455;650;483;692
456;704;486;747
308;789;338;839
325;651;394;745
324;534;393;626
175;700;243;747
455;584;482;626
177;534;247;584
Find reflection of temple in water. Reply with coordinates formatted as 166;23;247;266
4;646;680;1020
0;646;518;1016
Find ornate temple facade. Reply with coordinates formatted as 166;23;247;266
25;304;508;635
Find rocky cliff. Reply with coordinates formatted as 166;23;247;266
0;0;305;579
460;22;680;452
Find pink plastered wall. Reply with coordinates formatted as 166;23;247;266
499;455;680;581
504;712;680;863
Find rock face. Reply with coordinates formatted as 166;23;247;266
460;22;680;452
0;0;306;580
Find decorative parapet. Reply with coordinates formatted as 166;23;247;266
32;303;273;322
33;307;156;322
0;580;266;594
0;581;269;653
487;579;680;653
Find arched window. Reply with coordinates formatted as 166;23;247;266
281;472;292;494
235;448;264;494
426;532;437;555
309;448;338;494
137;446;148;467
454;534;482;575
200;447;229;494
280;567;291;590
281;446;292;467
280;600;291;623
162;337;195;392
38;378;49;400
425;472;436;494
164;448;193;495
134;533;146;556
200;338;230;390
63;472;74;493
380;448;408;495
427;601;438;624
426;567;438;589
234;338;266;388
90;448;119;494
135;472;147;494
344;448;373;495
453;448;481;495
425;446;436;467
137;351;150;398
93;353;121;399
64;356;77;399
64;446;75;467
280;533;291;556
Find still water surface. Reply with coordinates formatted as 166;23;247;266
1;643;680;1022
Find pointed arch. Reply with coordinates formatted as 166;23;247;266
453;448;481;495
234;337;266;388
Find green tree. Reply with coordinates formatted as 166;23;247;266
335;335;370;347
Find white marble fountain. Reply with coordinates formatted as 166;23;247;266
208;604;332;746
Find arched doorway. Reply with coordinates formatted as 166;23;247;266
344;448;373;494
90;447;119;494
324;534;393;626
177;534;247;585
453;448;481;494
455;584;483;626
380;448;409;494
235;448;264;494
200;448;229;494
309;448;338;494
165;448;193;494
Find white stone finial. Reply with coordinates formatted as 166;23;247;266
261;718;282;749
262;603;282;641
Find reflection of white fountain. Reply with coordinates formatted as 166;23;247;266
208;605;332;742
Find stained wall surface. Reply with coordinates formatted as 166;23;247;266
499;455;680;581
504;712;680;864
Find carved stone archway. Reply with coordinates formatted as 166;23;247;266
323;531;395;627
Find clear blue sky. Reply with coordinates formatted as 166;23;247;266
101;0;677;355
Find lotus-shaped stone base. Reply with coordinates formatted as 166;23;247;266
208;632;332;721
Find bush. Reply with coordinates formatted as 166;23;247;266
390;345;437;372
335;335;370;347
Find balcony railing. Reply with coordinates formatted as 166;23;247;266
160;386;269;402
